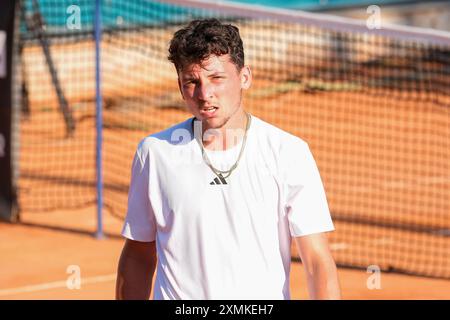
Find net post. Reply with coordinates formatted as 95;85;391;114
0;0;19;223
94;0;104;240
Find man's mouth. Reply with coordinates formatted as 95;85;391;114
201;106;218;112
199;106;218;117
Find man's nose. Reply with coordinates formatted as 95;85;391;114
195;82;214;101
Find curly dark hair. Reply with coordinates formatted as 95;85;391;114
168;18;244;72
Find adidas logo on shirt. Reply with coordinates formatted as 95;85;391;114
210;174;228;185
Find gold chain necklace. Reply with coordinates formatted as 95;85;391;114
193;113;251;180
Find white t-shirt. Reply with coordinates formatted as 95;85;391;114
121;114;335;300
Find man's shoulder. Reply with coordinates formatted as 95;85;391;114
252;115;308;149
136;118;194;154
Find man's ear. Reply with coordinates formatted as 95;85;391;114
177;77;185;100
240;65;252;90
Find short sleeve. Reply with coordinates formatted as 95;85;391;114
285;141;335;237
121;144;157;242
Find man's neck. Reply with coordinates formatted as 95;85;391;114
201;109;248;151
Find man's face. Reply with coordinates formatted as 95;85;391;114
177;54;252;130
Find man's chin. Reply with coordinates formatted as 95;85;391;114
203;117;228;129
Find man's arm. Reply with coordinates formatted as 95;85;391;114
295;232;341;299
116;239;157;300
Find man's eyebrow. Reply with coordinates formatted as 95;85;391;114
181;72;225;81
208;72;226;77
180;75;197;81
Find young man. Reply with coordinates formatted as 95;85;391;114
116;19;341;300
